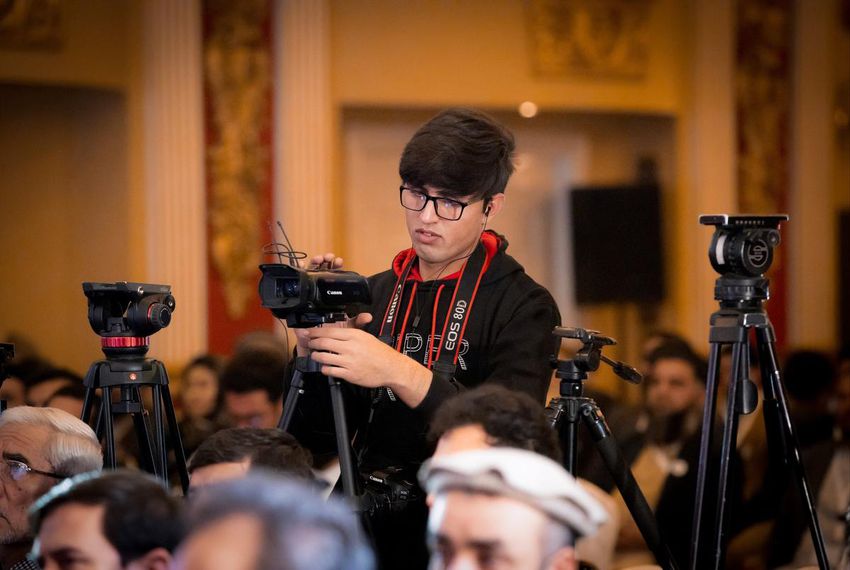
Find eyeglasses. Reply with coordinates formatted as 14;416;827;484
399;186;473;221
1;458;66;482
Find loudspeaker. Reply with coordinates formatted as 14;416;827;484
571;184;665;304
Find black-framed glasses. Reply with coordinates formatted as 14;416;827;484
1;458;66;482
399;186;473;221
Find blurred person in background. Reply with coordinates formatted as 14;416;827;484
25;369;81;408
178;354;227;459
220;349;286;430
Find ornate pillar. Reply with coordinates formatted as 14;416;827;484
142;0;207;364
273;0;334;257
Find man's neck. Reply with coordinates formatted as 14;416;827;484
1;540;34;569
418;258;466;282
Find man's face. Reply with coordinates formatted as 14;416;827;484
224;390;281;429
428;491;572;570
189;460;250;491
36;503;123;570
645;358;705;417
173;513;261;570
404;185;503;274
0;423;57;543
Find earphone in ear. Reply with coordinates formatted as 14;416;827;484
484;204;491;216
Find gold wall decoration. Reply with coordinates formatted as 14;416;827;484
527;0;652;78
0;0;62;50
204;0;271;320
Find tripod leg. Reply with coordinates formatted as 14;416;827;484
279;369;305;432
328;376;359;499
161;384;190;493
151;385;168;475
130;386;159;477
707;341;745;567
690;341;724;569
756;328;830;570
81;365;98;423
581;402;680;570
102;386;117;469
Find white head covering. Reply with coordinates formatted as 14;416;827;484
419;447;608;537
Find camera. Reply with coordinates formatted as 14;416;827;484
83;282;176;345
258;264;371;328
360;466;421;516
700;214;788;278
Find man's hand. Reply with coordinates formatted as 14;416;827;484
306;316;433;408
293;253;344;357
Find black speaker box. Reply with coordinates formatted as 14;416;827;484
571;184;665;305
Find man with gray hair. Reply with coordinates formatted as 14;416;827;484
419;448;607;570
174;472;374;570
0;406;102;570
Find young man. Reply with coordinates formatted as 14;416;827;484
290;108;560;568
29;470;184;570
220;349;286;429
419;448;607;570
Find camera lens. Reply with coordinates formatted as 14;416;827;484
276;278;300;298
148;304;172;328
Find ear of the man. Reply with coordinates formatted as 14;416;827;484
485;193;506;219
126;548;172;570
547;546;577;570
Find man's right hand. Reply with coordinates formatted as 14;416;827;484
294;253;344;357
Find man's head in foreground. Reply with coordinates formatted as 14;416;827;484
175;472;374;570
0;406;102;549
186;427;313;490
419;448;607;570
30;470;183;570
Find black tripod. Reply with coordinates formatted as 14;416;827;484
81;339;189;492
690;214;829;569
688;277;829;569
279;353;361;500
546;327;680;570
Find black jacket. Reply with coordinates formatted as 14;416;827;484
290;230;561;471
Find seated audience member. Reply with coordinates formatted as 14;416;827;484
768;348;850;568
782;349;837;447
29;470;184;570
175;472;374;570
25;369;81;408
611;343;739;568
0;407;103;570
419;447;607;570
428;385;618;570
187;427;313;490
44;383;91;419
178;355;227;458
220;350;286;429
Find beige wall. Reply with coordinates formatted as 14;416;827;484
330;0;687;114
0;85;133;373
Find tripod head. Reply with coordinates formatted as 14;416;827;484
700;214;788;308
552;327;642;388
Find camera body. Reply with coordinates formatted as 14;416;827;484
258;264;371;328
360;466;421;516
83;282;175;339
700;214;788;278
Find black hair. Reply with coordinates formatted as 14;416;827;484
31;470;184;565
399;108;515;203
646;343;708;385
219;349;286;403
428;384;561;462
181;353;225;418
782;349;836;402
187;427;313;480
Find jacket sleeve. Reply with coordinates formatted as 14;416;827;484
415;285;560;418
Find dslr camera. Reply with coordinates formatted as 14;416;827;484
258;264;371;328
360;466;421;516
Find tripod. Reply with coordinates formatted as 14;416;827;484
546;327;680;570
279;354;361;500
81;339;189;492
688;275;829;569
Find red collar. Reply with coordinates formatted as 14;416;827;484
392;231;499;282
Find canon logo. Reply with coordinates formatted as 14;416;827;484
327;290;343;296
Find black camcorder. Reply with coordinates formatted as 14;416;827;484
700;214;788;278
258;264;371;328
83;282;175;339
